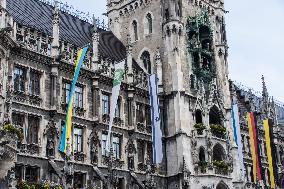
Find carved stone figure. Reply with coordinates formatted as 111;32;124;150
88;130;100;164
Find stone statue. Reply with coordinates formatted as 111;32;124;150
190;34;198;49
90;139;98;164
46;137;55;157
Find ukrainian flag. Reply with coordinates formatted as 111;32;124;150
59;47;88;154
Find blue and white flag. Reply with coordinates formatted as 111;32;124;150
232;102;244;180
149;74;163;164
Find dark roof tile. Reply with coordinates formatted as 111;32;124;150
6;0;126;61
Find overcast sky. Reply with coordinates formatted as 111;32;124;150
63;0;284;102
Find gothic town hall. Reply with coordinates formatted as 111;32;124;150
0;0;284;188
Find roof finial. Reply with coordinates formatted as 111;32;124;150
0;0;6;9
262;75;269;99
261;75;269;117
92;14;98;32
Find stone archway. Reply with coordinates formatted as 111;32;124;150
216;181;229;189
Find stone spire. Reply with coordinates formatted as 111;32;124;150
262;75;269;117
92;15;99;70
0;0;6;9
126;34;133;84
51;1;60;58
0;0;7;29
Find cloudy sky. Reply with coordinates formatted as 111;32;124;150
63;0;284;102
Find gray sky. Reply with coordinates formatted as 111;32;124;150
63;0;284;102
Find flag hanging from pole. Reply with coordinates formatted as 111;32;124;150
247;112;262;182
59;47;88;154
149;74;163;164
232;103;244;179
106;60;125;153
263;119;275;188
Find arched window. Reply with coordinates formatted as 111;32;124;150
199;147;205;162
209;106;221;125
195;110;202;124
213;143;225;161
141;51;151;73
146;13;153;34
132;20;138;41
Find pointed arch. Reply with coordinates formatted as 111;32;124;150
132;20;138;41
146;13;153;34
216;181;229;189
140;51;151;74
209;105;221;125
213;143;226;161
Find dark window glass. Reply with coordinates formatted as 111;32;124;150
29;70;41;95
145;106;152;126
102;133;107;156
73;172;85;188
136;103;144;123
74;86;83;108
132;21;138;41
102;94;110;115
115;99;121;118
63;82;71;104
141;51;151;74
73;128;83;152
14;67;25;92
27;116;39;144
146;13;153;34
113;136;120;159
137;140;145;163
25;166;39;184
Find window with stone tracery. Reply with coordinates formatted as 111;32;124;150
27;115;40;144
13;66;26;92
62;81;83;109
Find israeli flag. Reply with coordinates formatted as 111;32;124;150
149;74;163;164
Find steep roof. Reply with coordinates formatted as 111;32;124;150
6;0;126;61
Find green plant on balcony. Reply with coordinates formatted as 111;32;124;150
198;161;208;173
194;123;206;135
212;160;229;171
2;123;23;140
18;181;63;189
210;124;226;138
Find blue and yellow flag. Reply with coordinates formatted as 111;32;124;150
59;47;88;154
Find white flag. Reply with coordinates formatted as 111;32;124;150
106;60;125;153
149;74;163;164
232;103;244;180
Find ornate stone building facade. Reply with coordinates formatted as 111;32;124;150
0;0;284;188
